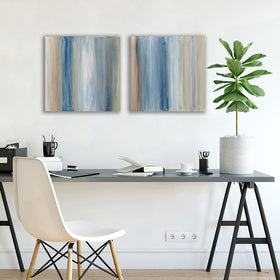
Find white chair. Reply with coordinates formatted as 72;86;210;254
13;157;125;280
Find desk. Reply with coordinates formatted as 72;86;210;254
0;169;278;280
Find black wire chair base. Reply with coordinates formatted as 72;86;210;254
31;240;118;280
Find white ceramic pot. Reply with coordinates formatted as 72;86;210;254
220;136;254;174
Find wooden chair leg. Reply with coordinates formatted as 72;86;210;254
67;243;73;280
77;241;82;279
109;240;123;280
26;239;40;280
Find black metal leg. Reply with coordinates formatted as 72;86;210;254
254;183;280;280
206;182;232;272
224;182;248;280
0;182;24;272
239;183;261;272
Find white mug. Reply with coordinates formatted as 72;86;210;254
181;163;193;172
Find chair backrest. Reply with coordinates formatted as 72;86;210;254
13;157;75;242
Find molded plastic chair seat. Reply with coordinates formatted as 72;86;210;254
65;220;126;242
13;157;125;280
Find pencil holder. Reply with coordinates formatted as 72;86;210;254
43;141;58;157
199;159;208;172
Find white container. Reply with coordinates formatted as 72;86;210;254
36;157;63;171
220;136;254;174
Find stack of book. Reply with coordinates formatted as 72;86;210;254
36;157;63;171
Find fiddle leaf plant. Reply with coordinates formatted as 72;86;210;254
208;38;271;136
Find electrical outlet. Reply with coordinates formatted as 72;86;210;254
165;231;200;242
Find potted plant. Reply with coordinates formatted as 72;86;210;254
208;38;271;174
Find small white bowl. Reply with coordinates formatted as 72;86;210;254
176;170;198;176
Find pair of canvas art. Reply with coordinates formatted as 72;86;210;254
45;35;206;112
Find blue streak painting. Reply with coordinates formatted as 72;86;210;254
130;36;206;112
45;36;120;112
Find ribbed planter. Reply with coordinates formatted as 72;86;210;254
220;136;254;174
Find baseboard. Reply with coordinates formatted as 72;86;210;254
0;248;279;270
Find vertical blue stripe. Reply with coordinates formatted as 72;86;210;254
76;37;84;110
161;37;168;111
103;38;110;110
136;37;166;111
94;38;104;110
103;38;118;111
59;37;74;111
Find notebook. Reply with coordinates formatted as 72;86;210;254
49;170;99;179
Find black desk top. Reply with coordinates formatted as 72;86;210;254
0;169;274;183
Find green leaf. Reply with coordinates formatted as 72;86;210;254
226;101;238;112
213;95;224;103
216;72;235;78
239;79;265;96
243;53;266;64
237;83;243;92
219;38;234;58
222;92;236;102
239;67;245;76
216;101;229;109
223;90;247;102
250;85;265;97
240;79;253;94
237;102;250;113
242;61;262;67
208;64;227;69
245;99;258;109
214;84;229;92
241;70;271;80
236;91;247;101
226;59;242;76
233;40;244;60
240;79;254;96
243;42;253;57
224;83;235;94
226;101;249;113
214;80;232;84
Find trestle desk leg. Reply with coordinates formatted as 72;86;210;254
206;182;232;272
0;182;24;271
254;183;280;280
239;183;261;272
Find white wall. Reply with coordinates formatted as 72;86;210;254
0;0;280;270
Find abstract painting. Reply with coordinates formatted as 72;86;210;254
45;36;120;111
130;36;206;112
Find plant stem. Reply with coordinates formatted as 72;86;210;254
235;78;238;136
